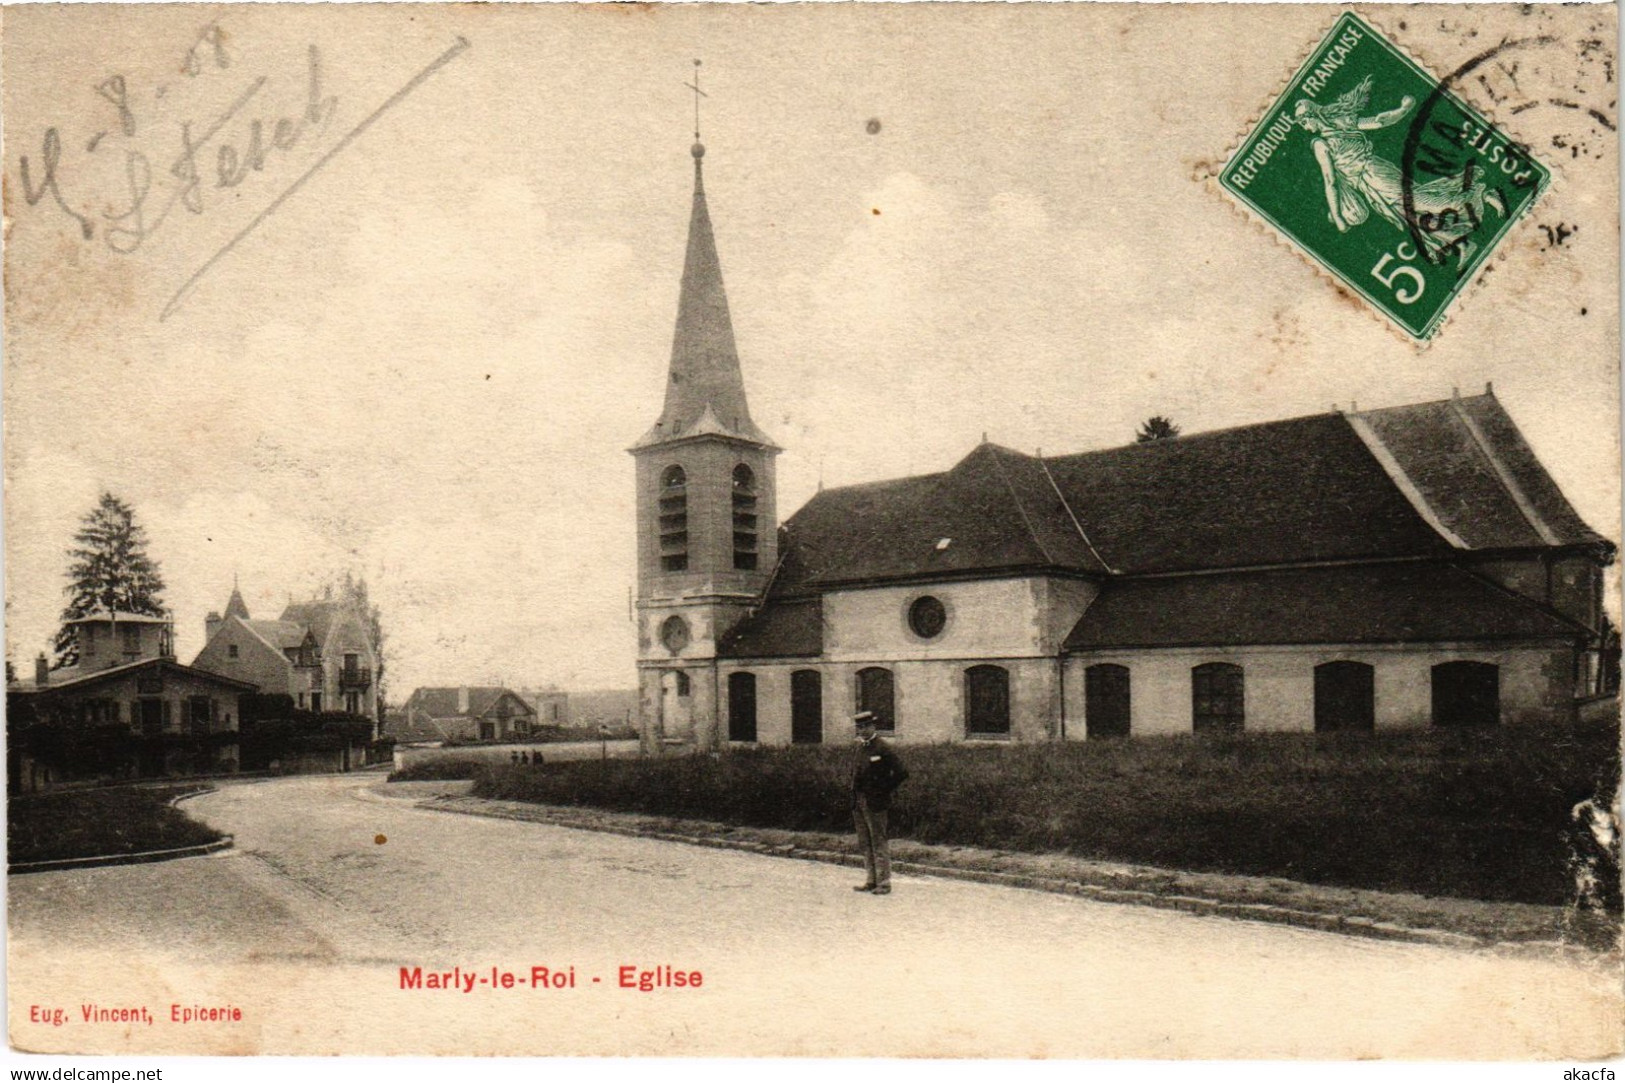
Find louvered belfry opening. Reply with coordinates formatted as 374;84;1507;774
732;463;758;570
659;464;689;572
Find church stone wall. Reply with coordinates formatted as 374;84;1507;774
1063;641;1578;736
822;577;1099;662
715;657;1061;744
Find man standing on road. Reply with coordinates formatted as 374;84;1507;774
851;710;908;895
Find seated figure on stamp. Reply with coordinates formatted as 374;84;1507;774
1294;75;1505;268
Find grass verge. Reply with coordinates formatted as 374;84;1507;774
472;721;1621;908
8;785;222;866
388;758;494;782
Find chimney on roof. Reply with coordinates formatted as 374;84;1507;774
205;610;223;644
1485;381;1494;396
458;686;470;714
34;653;48;687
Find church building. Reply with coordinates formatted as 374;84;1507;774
630;133;1614;752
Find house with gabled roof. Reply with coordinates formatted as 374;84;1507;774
8;615;255;787
192;582;379;731
629;129;1614;751
397;686;537;742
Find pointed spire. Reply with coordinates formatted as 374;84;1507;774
224;578;250;621
636;66;772;450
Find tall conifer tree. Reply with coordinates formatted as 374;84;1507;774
54;492;167;669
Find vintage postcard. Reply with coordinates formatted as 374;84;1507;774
3;2;1620;1066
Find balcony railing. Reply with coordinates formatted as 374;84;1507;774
338;665;373;690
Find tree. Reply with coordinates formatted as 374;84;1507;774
339;571;388;721
1136;416;1182;443
53;492;167;669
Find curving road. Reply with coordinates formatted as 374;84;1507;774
8;774;1622;1057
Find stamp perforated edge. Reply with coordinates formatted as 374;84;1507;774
1198;6;1569;348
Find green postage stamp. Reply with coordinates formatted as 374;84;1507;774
1219;12;1551;341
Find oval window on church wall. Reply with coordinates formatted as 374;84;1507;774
908;596;947;639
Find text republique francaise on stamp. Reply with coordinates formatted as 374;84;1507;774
1219;12;1550;342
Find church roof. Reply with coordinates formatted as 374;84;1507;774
718;598;824;659
1348;394;1608;550
1063;563;1587;650
224;584;250;620
635;144;773;450
772;442;1112;592
768;392;1607;594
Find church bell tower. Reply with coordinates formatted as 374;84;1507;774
631;68;779;752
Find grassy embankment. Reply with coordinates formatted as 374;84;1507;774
426;722;1620;908
8;785;222;866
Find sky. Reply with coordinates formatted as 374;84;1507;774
3;3;1618;699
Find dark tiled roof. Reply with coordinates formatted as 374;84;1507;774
1451;395;1609;548
1063;563;1586;651
718;599;824;659
385;716;452;742
12;658;258;695
243;619;309;650
1354;400;1539;549
776;443;1109;592
405;686;530;719
743;393;1607;649
1043;412;1451;574
279;600;347;644
774;394;1602;591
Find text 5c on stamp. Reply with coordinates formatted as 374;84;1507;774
1218;12;1550;342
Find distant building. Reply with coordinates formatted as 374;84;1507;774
192;583;379;731
521;688;570;727
399;686;537;742
631;131;1615;751
8;614;255;788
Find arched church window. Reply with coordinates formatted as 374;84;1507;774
856;667;894;732
659;464;688;572
965;665;1010;736
1192;662;1244;733
732;462;759;570
728;672;757;742
1431;661;1498;728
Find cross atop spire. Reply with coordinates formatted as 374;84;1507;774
684;59;707;143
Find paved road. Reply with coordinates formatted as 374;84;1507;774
8;774;1621;1057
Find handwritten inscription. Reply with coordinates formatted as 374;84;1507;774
11;21;469;321
18;34;334;253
